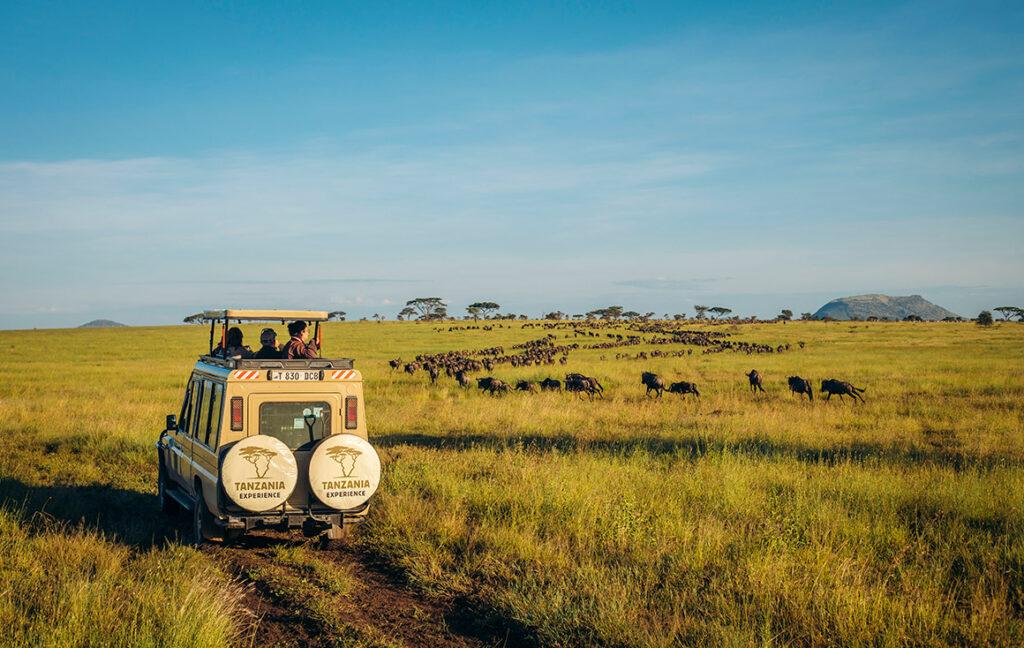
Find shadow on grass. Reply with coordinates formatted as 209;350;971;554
377;432;1018;472
0;477;182;548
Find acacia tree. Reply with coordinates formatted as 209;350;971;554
673;313;686;321
397;306;416;321
467;301;500;320
708;306;732;319
801;312;814;320
183;313;204;324
327;311;347;321
977;310;994;326
543;311;565;320
694;305;709;319
586;305;624;320
406;297;447;320
994;306;1021;321
779;309;793;321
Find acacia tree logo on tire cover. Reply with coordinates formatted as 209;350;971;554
239;447;277;478
326;445;361;477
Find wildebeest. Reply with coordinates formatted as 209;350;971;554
404;362;420;375
389;358;402;371
820;378;866;403
515;380;538;393
476;376;510;396
539;377;561;392
641;371;666;397
667;381;700;398
787;376;813;400
565;373;604;399
746;369;765;393
455;370;472;388
427;365;441;384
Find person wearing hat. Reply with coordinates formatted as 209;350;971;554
254;327;282;359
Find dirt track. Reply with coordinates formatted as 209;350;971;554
210;531;517;648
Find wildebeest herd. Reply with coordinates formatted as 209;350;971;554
389;324;866;403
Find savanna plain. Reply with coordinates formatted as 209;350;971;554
0;320;1021;647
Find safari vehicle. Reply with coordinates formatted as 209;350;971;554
156;309;381;546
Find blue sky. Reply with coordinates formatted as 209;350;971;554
1;1;1022;327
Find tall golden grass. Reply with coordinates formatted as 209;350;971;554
0;320;1021;645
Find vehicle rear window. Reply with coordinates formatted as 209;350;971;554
259;402;331;450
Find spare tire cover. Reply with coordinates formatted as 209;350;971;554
308;434;381;510
221;435;298;512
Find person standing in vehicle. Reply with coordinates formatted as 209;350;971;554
282;320;319;359
254;328;281;359
215;326;253;359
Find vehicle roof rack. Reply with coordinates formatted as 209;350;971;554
201;309;330;322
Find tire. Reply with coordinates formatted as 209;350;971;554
158;461;180;515
191;488;217;547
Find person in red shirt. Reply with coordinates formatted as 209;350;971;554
281;320;319;359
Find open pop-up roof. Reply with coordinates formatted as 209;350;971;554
202;309;330;356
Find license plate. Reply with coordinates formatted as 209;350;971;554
269;370;323;381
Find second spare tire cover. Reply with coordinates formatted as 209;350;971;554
308;434;381;510
221;435;298;512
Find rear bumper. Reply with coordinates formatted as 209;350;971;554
217;502;369;533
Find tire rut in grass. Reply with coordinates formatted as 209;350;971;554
211;532;494;648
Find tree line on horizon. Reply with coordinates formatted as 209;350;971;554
180;301;1024;325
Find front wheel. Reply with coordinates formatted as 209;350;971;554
157;461;179;515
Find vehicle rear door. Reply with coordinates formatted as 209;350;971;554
249;394;341;510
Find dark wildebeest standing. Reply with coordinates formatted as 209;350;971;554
641;372;666;397
455;370;472;388
477;376;510;396
404;362;419;376
746;370;765;393
565;373;604;399
820;378;866;403
539;377;561;392
389;358;402;371
515;380;538;393
668;381;700;398
787;376;813;400
427;365;441;384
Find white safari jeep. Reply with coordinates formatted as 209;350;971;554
157;309;381;545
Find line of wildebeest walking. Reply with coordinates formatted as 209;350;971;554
387;324;868;403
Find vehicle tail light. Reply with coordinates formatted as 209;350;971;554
230;397;243;431
345;396;358;429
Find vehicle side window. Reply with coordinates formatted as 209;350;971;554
178;378;196;435
202;382;224;447
191;380;209;439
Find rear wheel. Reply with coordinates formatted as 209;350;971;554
191;490;217;547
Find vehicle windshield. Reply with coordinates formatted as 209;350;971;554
259;401;331;450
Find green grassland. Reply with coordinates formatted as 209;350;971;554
0;320;1022;646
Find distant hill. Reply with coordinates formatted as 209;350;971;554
813;294;959;321
79;319;127;328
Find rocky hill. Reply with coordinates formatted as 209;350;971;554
78;319;127;328
813;294;958;321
